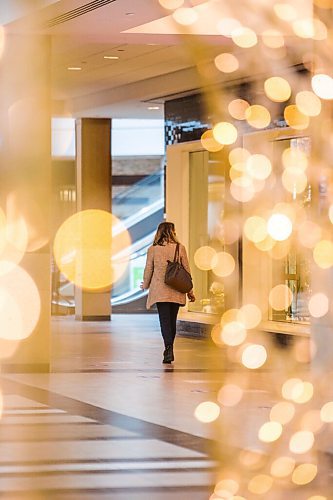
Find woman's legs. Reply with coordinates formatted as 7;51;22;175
156;302;180;363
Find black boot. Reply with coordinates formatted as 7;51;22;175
163;345;174;364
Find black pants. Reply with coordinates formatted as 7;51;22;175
156;302;180;347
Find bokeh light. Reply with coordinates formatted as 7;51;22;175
282;167;308;194
200;130;223;152
230;177;255;202
245;105;271;129
292;463;318;485
212;251;235;277
258;421;283;443
269;284;293;310
194;245;217;270
264;77;291;102
313;240;333;269
312;74;333;100
246;154;272;180
238;304;262;329
289;431;314;454
274;3;297;21
221;321;247;346
248;474;273;494
159;0;184;9
262;29;284;49
282;147;308;170
270;402;295;425
308;293;329;317
243;216;267;243
213;122;238;145
214;53;239;73
296;90;321;117
267;213;292;241
53;210;131;291
270;456;295;478
232;27;258;48
228;99;249;120
172;7;198;25
284;105;310;130
301;410;324;433
194;401;220;423
320;401;333;422
242;344;267;369
229;148;250;165
218;384;243;407
217;17;242;37
214;479;239;496
298;220;321;248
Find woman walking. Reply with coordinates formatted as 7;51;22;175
141;222;195;364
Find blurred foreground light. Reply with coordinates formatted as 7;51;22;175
282;378;303;400
214;478;239;496
267;214;292;241
242;344;267;369
222;321;247;346
238;304;262;329
282;167;308;194
0;265;40;340
213;122;238;145
289;431;314;454
194;401;220;423
230;177;255;202
200;130;223;152
194;246;217;270
296;91;321;117
245;105;271;129
270;456;295;478
270;401;295;425
212;251;235;277
307;497;327;500
262;29;284;49
292;463;317;485
172;7;198;25
54;210;131;291
246;154;272;180
264;77;291;102
313;240;333;268
239;449;266;470
229;147;250;165
248;474;273;494
159;0;183;9
269;284;293;310
214;53;239;73
308;293;329;317
218;384;243;407
217;17;241;37
293;18;327;40
258;421;283;443
320;401;333;422
274;3;297;21
301;410;324;433
284;105;310;130
244;216;267;243
282;147;308;170
232;27;257;48
218;218;240;244
228;99;249;120
312;74;333;100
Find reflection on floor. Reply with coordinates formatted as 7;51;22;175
0;314;218;499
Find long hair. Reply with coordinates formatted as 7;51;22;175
153;222;179;246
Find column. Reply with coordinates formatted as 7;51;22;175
75;118;112;321
0;34;51;371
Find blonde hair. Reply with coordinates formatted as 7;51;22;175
153;222;179;246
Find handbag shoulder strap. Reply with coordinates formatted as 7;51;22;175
173;243;180;263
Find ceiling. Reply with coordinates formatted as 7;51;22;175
3;0;234;119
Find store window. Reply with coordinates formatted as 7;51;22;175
188;150;226;315
270;136;311;323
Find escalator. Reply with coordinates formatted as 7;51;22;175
52;171;164;314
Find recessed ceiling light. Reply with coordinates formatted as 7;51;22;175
67;66;82;71
126;12;134;15
104;56;119;60
148;106;160;110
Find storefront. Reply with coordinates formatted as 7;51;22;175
166;127;311;338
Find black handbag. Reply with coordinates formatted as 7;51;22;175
165;243;193;293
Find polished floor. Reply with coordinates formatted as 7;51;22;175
0;315;332;499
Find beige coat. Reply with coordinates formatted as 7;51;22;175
142;242;192;309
